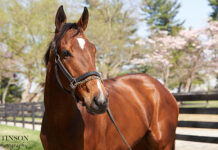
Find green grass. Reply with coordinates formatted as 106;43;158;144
180;100;218;108
5;117;42;122
0;125;43;150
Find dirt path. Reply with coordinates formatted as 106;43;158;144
176;140;218;150
0;147;5;150
0;121;41;130
176;127;218;150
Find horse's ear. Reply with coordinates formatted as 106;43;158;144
55;5;67;33
77;7;89;31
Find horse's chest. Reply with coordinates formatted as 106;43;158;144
82;123;106;149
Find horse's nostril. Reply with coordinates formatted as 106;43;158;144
93;96;106;107
93;96;98;103
93;97;100;106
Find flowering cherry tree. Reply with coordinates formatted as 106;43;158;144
132;20;218;91
177;21;218;92
132;31;186;87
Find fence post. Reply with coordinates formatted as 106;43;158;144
13;104;16;126
0;104;1;124
206;92;209;108
21;103;25;128
5;103;7;125
32;103;35;130
41;102;44;113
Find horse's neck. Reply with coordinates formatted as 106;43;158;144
44;63;79;122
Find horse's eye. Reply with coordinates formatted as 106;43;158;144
62;49;71;58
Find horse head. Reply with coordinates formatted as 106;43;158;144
45;6;109;114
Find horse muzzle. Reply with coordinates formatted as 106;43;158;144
86;96;109;115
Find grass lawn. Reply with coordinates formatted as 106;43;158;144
180;100;218;108
5;117;42;122
0;125;43;150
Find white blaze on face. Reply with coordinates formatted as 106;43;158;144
77;38;85;50
97;80;105;103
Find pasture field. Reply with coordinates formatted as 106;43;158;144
0;125;43;150
3;117;42;122
180;100;218;108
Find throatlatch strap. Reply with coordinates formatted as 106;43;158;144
55;56;75;83
55;64;71;94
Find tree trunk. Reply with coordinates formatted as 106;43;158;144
184;77;192;93
163;66;169;87
21;77;32;103
184;49;202;93
0;75;2;104
28;84;43;102
189;83;192;92
2;78;12;104
31;92;43;102
177;82;182;93
106;71;110;79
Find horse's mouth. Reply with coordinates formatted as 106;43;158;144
86;101;108;115
87;106;107;114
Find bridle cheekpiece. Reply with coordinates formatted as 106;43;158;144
51;23;102;101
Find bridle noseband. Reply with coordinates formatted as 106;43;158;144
52;23;102;101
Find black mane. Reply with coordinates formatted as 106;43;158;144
44;23;79;65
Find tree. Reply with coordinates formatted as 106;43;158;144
0;0;61;102
208;0;218;20
141;0;184;35
0;76;23;104
177;23;218;92
0;42;22;104
131;31;186;87
86;0;138;78
205;20;218;90
131;21;218;92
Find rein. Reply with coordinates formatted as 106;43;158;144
107;108;132;150
51;23;131;150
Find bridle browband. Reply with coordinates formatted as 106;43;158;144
50;23;132;150
51;23;102;101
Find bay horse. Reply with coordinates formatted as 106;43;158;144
40;6;179;150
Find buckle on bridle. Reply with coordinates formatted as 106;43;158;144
55;54;60;64
70;80;76;90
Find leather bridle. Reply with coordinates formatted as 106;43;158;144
51;23;102;101
50;23;132;150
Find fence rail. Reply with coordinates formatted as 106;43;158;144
176;134;218;144
179;108;218;114
174;92;218;144
0;92;218;144
173;93;218;101
0;102;44;130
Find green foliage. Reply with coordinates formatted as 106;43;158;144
0;0;215;95
0;77;23;103
208;0;218;20
120;65;151;76
141;0;184;35
86;0;138;78
0;0;62;102
2;0;60;83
